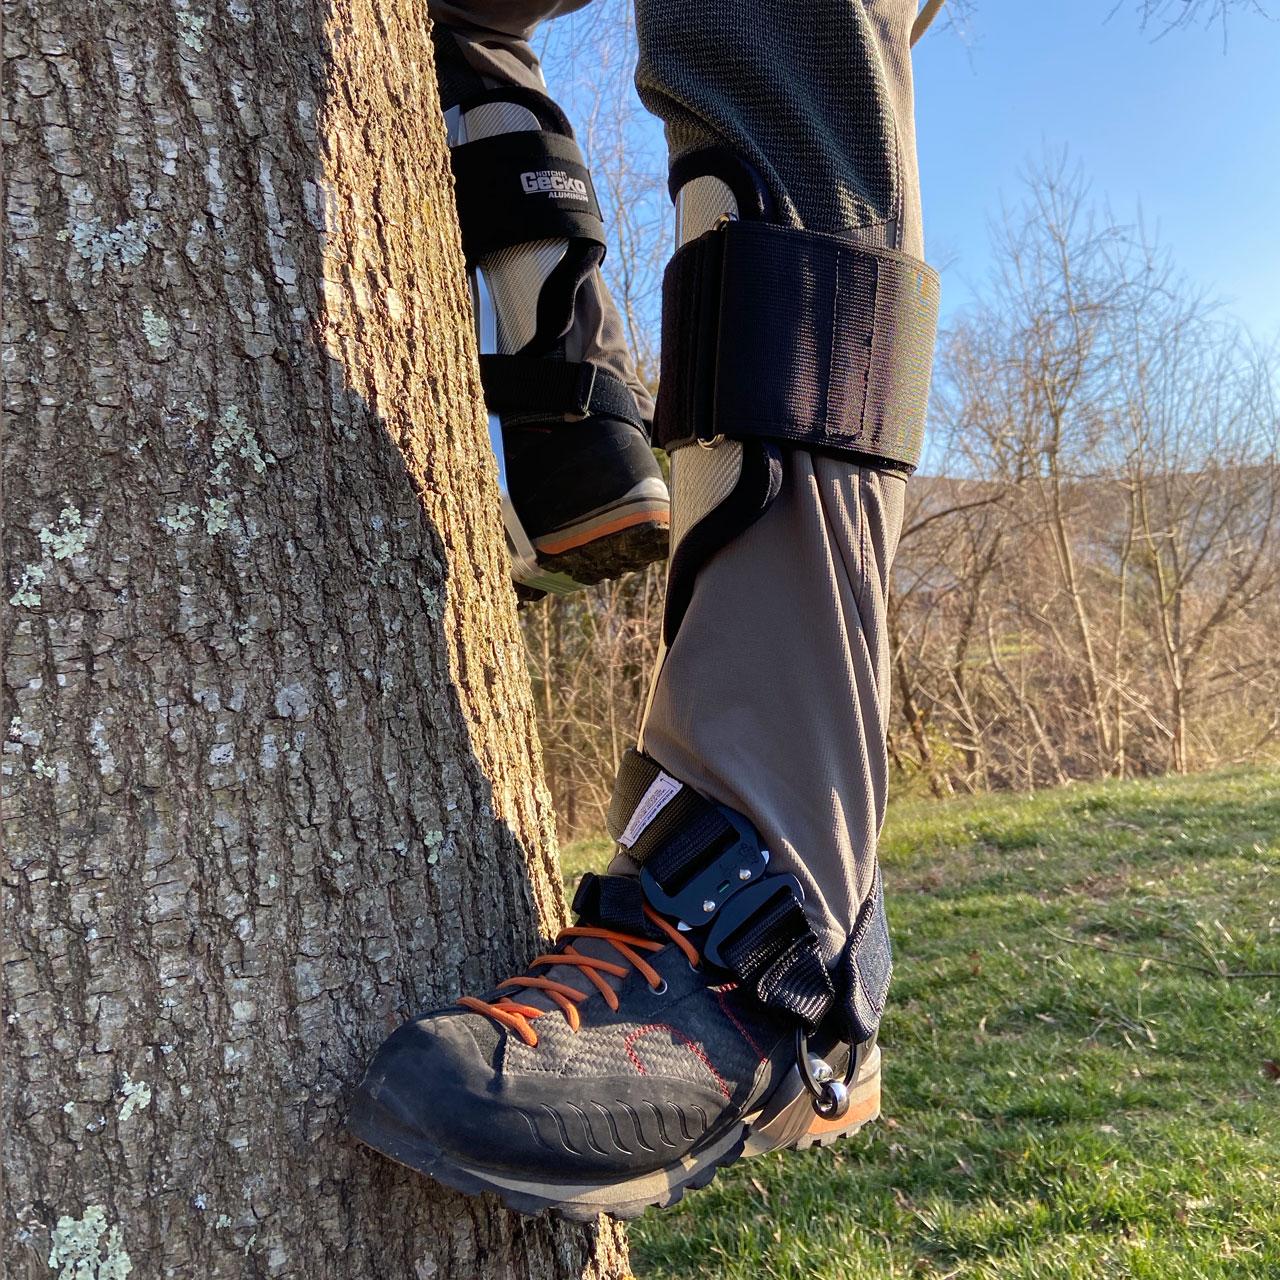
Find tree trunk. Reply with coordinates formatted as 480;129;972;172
1;1;627;1276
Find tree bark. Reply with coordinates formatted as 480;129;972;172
2;1;628;1276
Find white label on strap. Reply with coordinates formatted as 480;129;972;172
617;771;683;850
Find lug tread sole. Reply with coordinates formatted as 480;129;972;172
515;511;669;603
346;1086;877;1222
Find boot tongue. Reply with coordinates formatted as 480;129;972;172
501;870;652;1019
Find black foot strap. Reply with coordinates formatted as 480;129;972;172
480;356;645;432
594;749;852;1034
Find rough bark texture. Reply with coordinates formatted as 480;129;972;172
2;0;628;1275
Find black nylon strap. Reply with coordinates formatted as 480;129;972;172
715;888;835;1031
654;221;940;473
607;748;664;841
643;806;734;888
479;356;644;430
608;749;837;1031
607;748;714;867
572;873;659;939
450;131;604;263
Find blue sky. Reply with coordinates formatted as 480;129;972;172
915;1;1280;338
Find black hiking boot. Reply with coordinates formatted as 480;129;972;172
503;414;669;593
346;900;879;1220
348;751;886;1220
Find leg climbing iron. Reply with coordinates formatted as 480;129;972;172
348;0;942;1221
438;33;670;597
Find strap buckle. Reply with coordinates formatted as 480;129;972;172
703;873;805;969
638;804;768;928
571;360;598;417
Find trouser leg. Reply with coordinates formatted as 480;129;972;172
632;1;927;965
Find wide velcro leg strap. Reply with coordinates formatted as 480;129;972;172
654;220;941;473
450;125;605;265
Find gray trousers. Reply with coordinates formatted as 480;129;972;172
434;0;924;965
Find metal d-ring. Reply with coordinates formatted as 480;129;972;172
795;1026;856;1119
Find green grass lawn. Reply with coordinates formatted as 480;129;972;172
561;767;1280;1279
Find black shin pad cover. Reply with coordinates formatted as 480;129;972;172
655;221;940;474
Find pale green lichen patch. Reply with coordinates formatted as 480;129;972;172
212;405;272;475
47;1205;133;1279
117;1074;152;1123
158;405;275;541
417;581;441;618
175;11;207;49
58;216;157;277
203;497;231;535
32;757;56;780
141;307;170;349
10;563;46;607
39;506;90;561
11;506;90;608
158;504;197;535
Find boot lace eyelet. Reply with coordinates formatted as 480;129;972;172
650;978;668;995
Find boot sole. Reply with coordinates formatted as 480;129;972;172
346;1046;879;1221
515;483;670;601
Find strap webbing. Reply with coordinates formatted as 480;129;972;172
715;891;835;1031
606;749;836;1031
572;872;658;939
654;221;940;472
450;131;604;263
479;356;645;431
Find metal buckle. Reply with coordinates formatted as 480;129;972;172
572;360;599;417
638;805;768;929
702;872;805;969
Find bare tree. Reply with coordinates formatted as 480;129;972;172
2;1;627;1276
891;159;1280;791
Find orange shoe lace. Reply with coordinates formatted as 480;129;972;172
457;905;700;1047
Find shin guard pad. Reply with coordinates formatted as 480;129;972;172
444;90;644;434
650;170;783;649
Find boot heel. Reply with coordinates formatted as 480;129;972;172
792;1062;880;1150
743;1044;881;1155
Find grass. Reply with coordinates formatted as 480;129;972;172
561;767;1280;1279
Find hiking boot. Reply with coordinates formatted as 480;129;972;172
347;888;879;1221
503;414;670;593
